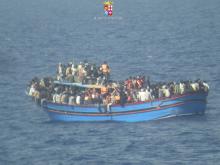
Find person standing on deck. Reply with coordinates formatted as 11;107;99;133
57;63;65;81
100;61;110;82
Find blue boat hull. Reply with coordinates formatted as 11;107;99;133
43;92;208;122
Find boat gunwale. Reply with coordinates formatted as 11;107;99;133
45;92;208;108
46;99;207;116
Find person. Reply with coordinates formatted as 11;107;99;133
66;63;72;78
158;87;164;98
55;92;61;103
33;90;40;103
136;76;143;89
29;84;37;96
78;64;86;83
163;87;170;98
131;90;138;102
100;61;110;81
114;93;120;104
57;63;64;80
138;89;147;101
65;63;74;82
61;93;68;104
120;90;127;106
106;94;112;112
76;94;81;105
90;64;98;83
179;82;185;94
96;76;102;85
68;95;75;105
174;82;180;95
101;85;108;95
127;92;133;103
71;64;77;76
169;82;175;96
97;92;103;107
84;94;89;104
39;79;46;88
145;88;152;100
53;92;58;103
132;77;137;89
202;81;209;92
125;77;133;91
191;82;199;92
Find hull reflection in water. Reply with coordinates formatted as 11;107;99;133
42;92;208;122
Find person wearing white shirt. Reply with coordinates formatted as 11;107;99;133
68;95;75;105
138;89;147;101
76;95;81;105
29;84;36;96
145;89;152;100
55;93;61;103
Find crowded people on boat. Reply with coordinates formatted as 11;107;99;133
27;61;209;107
56;61;110;85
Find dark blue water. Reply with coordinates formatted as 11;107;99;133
1;0;220;164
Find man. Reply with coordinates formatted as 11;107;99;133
100;61;110;82
145;88;152;100
202;81;209;92
66;63;72;78
57;63;64;80
163;87;170;97
138;89;147;101
120;90;127;106
76;94;81;105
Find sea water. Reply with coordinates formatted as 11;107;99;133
0;0;220;164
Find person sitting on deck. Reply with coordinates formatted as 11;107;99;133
76;94;81;105
68;89;75;105
55;92;61;103
105;94;112;112
61;92;68;104
101;85;108;96
84;93;89;104
68;95;75;105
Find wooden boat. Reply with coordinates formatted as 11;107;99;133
42;91;208;122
